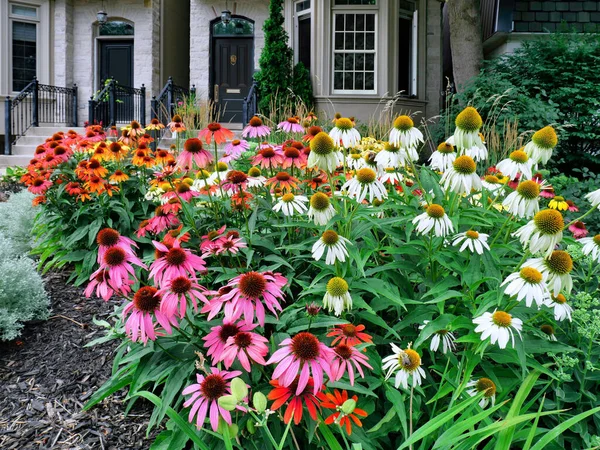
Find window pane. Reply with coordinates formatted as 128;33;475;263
365;72;375;90
366;14;375;30
335;32;344;50
355;53;365;70
366;32;375;50
298;15;311;70
355;72;364;90
334;72;344;90
355;32;365;50
335;14;344;31
99;21;135;36
12;21;36;91
344;72;354;90
213;18;253;36
344;54;354;70
334;0;377;4
296;0;311;12
344;32;354;50
356;14;365;31
365;53;375;70
334;54;344;70
11;4;37;17
345;14;354;31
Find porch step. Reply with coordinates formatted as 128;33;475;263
26;126;86;136
0;155;35;168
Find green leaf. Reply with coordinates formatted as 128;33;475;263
528;406;600;450
84;374;133;410
318;417;344;450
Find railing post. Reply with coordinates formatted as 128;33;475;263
140;84;146;126
72;84;78;126
32;77;39;127
167;76;173;119
88;96;95;126
5;97;12;155
242;95;248;126
108;79;116;127
151;96;158;121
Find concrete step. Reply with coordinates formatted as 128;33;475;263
0;155;34;168
10;145;38;156
14;136;51;146
26;126;86;136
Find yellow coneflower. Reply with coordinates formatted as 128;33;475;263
110;170;130;183
146;118;165;131
548;195;569;211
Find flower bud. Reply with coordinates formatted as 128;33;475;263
246;420;256;434
341;399;356;415
230;377;248;401
253;392;268;413
218;395;238;411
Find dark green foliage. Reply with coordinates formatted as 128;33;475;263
254;0;313;115
438;32;600;175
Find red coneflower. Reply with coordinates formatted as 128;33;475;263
569;221;588;239
266;171;299;191
318;389;368;435
198;122;234;145
251;146;284;169
177;138;213;169
327;323;373;347
28;177;52;195
268;377;322;425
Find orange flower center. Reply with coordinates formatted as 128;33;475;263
133;286;161;312
291;332;320;361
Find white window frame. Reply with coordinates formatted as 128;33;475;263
331;10;378;95
293;0;312;66
8;1;40;93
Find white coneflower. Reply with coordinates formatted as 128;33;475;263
466;378;496;408
543;294;572;322
501;266;549;308
308;192;336;226
413;204;454;237
513;209;564;258
272;193;308;217
361;151;385;176
246;167;267;188
452;107;484;152
312;230;351;265
429;142;457;172
472;310;523;349
375;142;406;168
465;133;489;162
481;174;504;193
209;162;230;185
524;250;573;296
585;188;600;210
418;320;456;354
330;118;361;148
524;126;558;165
502;180;541;219
440;155;482;195
346;149;364;170
496;149;533;180
382;343;426;390
308;132;343;172
540;324;557;341
580;234;600;263
452;230;490;254
341;168;388;203
323;277;352;316
389;115;424;150
191;170;216;191
379;168;404;185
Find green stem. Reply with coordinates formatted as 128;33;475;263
277;419;293;450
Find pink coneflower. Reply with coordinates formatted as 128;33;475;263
214;234;247;255
163;183;201;202
149;240;206;287
92;246;146;290
203;318;253;363
569;221;588;239
136;219;152;238
198;123;234;145
329;344;373;385
220;170;248;194
28;177;52;195
266;172;299;191
281;146;307;170
267;332;333;395
123;286;178;344
157;276;208;319
201;225;227;251
84;268;133;301
252;146;284;169
177;138;213;170
223;139;249;158
96;228;138;263
328;323;373;347
167;115;186;134
268;377;321;425
161;198;183;215
566;200;579;212
148;206;180;234
183;368;242;432
217;271;287;326
278;117;304;133
242;116;271;139
221;325;269;371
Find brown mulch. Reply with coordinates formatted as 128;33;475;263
0;271;158;450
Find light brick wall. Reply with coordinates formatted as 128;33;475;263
54;0;74;87
189;0;269;100
425;0;443;119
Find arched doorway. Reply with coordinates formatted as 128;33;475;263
210;16;254;123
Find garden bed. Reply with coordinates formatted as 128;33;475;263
0;270;155;450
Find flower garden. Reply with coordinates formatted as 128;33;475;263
6;106;600;449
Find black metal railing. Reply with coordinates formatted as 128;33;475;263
242;79;259;125
88;79;146;129
4;77;78;155
151;77;195;136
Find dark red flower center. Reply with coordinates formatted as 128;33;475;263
97;228;120;247
239;272;266;299
275;172;291;181
32;178;45;187
227;170;248;184
54;146;67;155
284;148;300;158
171;276;191;294
184;138;204;154
133;286;161;312
261;148;276;158
89;159;101;169
249;116;263;127
176;183;190;194
165;247;187;266
219;323;240;342
226;230;240;239
291;332;320;361
234;332;253;348
200;374;227;401
208;123;222;132
341;324;357;337
131;121;141;129
104;247;126;266
334;344;353;360
218;286;233;296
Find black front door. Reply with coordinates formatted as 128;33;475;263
99;40;134;122
212;38;253;123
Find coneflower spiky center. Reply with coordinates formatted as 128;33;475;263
545;250;573;275
165;248;187;266
207;123;222;132
219;323;240;341
239;272;267;298
394;115;414;131
248;167;262;177
249;116;263;127
400;349;421;371
466;230;480;240
276;172;291;181
453;155;477;175
310;192;330;211
533;209;564;235
532;126;558;149
184;138;204;154
335;118;354;131
341;324;357;337
455;107;482;132
356;168;377;184
334;344;353;360
492;311;512;327
171;276;192;294
281;193;295;203
284;147;300;158
593;234;600;245
234;332;253;348
520;267;543;284
509;150;529;163
227;170;248;184
104;247;126;266
437;142;454;154
321;230;339;245
291;332;321;361
97;228;120;247
475;378;496;397
426;204;446;219
200;374;227;400
133;286;161;312
310;132;335;156
517;180;540;199
327;277;349;297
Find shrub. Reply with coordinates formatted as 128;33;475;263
0;190;37;254
0;235;49;340
437;32;600;175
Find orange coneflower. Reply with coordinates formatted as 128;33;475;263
103;182;120;197
110;170;130;183
87;158;108;178
146;118;165;131
266;172;299;192
318;389;368;435
65;182;83;196
107;141;129;160
76;140;94;153
32;195;47;206
198;122;234;145
118;129;131;145
127;120;145;138
167;114;186;133
303;125;323;142
93;142;110;161
154;148;174;165
85;175;105;194
138;133;155;146
137;143;152;156
132;149;149;166
78;188;92;202
139;155;156;168
75;160;90;180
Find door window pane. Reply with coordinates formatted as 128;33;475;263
11;4;37;17
12;21;36;91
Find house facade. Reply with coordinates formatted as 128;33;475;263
1;0;444;151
